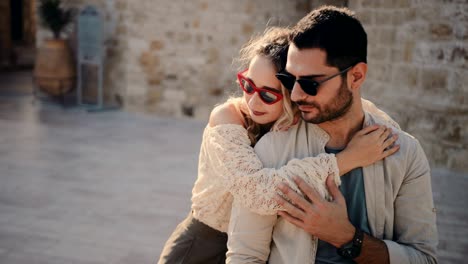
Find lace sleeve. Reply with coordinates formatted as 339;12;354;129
205;124;340;215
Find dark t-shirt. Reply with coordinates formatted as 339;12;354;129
315;147;371;264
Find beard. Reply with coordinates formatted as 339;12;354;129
296;79;354;124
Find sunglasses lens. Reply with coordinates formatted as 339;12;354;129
298;80;319;96
240;79;254;94
276;74;295;91
259;90;279;104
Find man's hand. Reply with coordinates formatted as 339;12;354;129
275;175;355;248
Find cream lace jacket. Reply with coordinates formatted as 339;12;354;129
191;99;399;232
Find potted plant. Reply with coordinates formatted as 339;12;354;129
34;0;75;97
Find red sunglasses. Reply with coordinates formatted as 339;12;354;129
237;69;283;105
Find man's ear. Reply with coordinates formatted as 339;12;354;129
348;62;367;90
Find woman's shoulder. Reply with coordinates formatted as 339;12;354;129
209;100;246;127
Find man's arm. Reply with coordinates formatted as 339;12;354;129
381;139;438;264
355;234;390;263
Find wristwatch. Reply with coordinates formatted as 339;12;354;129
337;227;364;259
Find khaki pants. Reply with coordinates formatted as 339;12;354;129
158;212;228;264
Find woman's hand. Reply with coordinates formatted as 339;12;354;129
336;125;399;175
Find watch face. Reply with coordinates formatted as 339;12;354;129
338;247;358;258
337;228;363;259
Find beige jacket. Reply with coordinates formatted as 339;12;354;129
226;111;438;264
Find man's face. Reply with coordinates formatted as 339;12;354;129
285;44;353;124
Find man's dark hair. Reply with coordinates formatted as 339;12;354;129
290;5;367;70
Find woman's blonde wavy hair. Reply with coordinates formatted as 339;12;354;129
231;27;299;145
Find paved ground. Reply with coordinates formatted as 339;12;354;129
0;71;467;263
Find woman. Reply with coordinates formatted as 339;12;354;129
158;27;399;264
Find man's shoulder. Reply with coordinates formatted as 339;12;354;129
391;127;421;154
366;112;428;174
368;111;420;150
380;127;429;182
379;127;422;165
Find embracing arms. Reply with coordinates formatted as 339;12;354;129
207;103;398;215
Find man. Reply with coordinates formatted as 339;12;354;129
226;6;438;264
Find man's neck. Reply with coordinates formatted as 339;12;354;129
318;105;365;149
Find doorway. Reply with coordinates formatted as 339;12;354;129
11;0;24;43
0;0;36;70
0;0;36;96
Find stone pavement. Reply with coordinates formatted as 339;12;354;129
0;94;467;263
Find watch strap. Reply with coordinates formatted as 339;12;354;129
337;227;364;259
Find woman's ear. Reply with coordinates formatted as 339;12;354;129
348;62;367;90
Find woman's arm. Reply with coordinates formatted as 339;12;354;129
206;104;398;215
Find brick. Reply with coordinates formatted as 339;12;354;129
394;0;410;8
366;27;379;45
392;65;419;88
150;40;164;51
449;45;468;68
348;0;361;9
409;23;430;39
392;10;405;26
421;68;448;92
378;27;396;44
355;10;374;25
413;43;445;65
163;89;186;103
417;4;442;21
447;69;468;93
380;0;395;8
430;23;453;40
368;45;389;61
454;22;468;40
310;0;347;8
368;63;393;82
375;10;393;26
361;0;382;8
402;41;415;62
390;47;405;62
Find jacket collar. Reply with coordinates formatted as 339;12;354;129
304;110;386;238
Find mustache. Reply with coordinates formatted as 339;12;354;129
295;101;320;108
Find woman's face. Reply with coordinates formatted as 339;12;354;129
242;55;284;125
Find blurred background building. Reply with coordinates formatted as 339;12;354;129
0;0;466;171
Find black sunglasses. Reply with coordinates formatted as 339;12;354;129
275;66;353;96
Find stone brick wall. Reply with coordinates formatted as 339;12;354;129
345;0;468;172
34;0;467;172
119;0;306;118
